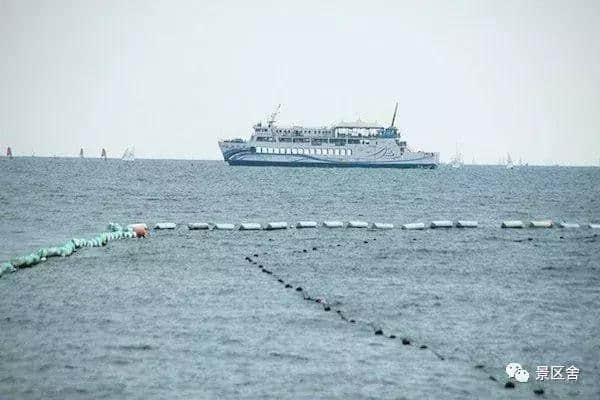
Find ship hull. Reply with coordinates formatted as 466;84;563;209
226;159;436;168
220;146;437;169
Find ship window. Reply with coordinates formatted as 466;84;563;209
341;149;346;156
291;148;297;154
268;147;274;153
328;149;334;155
348;149;352;156
309;148;315;155
316;149;321;155
334;149;340;155
285;148;290;154
274;148;280;154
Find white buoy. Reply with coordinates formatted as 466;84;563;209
558;222;579;229
347;221;369;228
529;220;553;228
430;220;453;228
127;223;148;230
188;223;210;230
295;221;317;228
265;222;288;230
501;220;524;229
589;223;600;229
456;220;478;228
239;223;262;230
371;222;394;229
402;222;426;230
213;223;235;230
155;222;176;230
322;221;344;228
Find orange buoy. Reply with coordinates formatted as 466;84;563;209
133;225;147;238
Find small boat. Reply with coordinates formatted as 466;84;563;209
101;148;107;160
79;148;84;158
449;143;463;169
6;147;13;159
121;147;135;162
506;153;514;169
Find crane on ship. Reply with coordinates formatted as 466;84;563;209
267;104;281;128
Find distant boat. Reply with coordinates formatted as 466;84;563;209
79;148;84;158
449;143;463;169
101;148;107;161
506;153;514;169
121;146;135;162
6;147;13;158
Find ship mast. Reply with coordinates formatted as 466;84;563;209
390;102;398;128
267;104;281;128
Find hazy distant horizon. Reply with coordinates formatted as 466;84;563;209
1;0;599;165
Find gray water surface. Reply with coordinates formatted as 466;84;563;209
1;158;599;399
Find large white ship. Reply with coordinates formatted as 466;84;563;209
218;104;439;168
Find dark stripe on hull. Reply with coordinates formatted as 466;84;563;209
227;160;437;169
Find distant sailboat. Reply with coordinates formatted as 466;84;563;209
79;148;84;158
449;142;463;169
121;146;135;162
506;153;514;169
7;147;13;159
101;148;107;161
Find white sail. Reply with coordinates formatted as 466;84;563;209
450;142;463;168
121;146;135;161
506;153;514;169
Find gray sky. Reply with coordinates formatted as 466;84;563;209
1;0;599;164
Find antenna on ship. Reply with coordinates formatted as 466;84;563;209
390;102;398;128
267;104;281;128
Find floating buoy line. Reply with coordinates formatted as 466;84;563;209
168;220;597;231
2;218;598;278
240;238;553;394
0;223;147;278
241;248;445;361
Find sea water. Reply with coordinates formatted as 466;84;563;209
0;158;599;399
